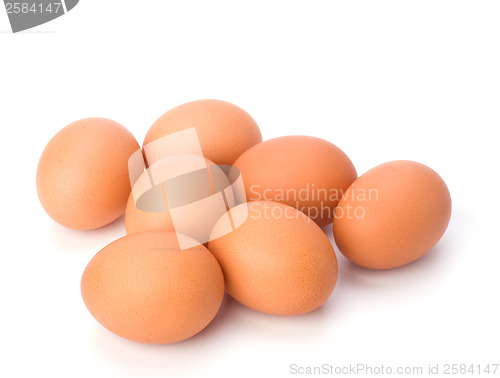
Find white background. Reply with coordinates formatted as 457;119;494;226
1;1;499;377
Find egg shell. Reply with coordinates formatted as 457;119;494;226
143;99;262;166
81;231;225;344
36;118;139;230
208;201;338;315
233;136;357;228
333;160;452;269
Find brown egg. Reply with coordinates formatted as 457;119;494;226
143;99;262;166
333;160;452;269
36;118;139;230
81;231;224;344
208;201;338;315
233;136;357;228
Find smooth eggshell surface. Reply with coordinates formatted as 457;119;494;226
233;136;357;227
333;160;452;269
36;118;140;230
81;231;225;344
143;99;262;166
208;201;338;315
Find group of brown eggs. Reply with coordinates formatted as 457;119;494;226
37;99;451;344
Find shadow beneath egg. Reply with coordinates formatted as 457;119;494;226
47;214;127;254
330;212;458;292
336;239;451;291
87;287;338;369
220;290;339;341
321;223;333;237
87;292;237;368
